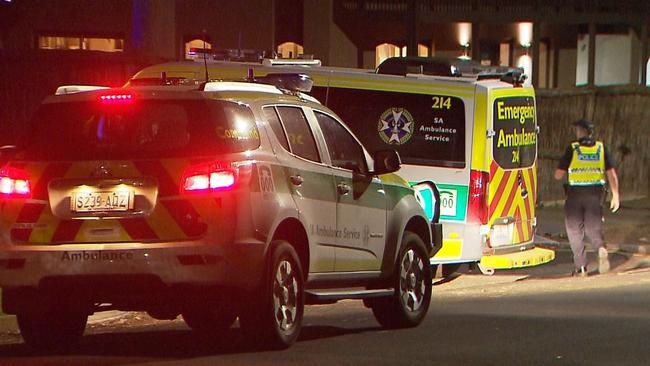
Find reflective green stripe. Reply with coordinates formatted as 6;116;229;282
437;184;468;222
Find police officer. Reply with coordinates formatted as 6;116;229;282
554;119;619;277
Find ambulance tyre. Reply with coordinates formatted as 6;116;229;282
17;308;87;350
182;306;238;334
371;231;432;329
239;241;304;349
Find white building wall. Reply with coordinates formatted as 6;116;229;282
576;33;634;86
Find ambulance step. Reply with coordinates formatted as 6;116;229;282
305;289;394;305
480;247;555;270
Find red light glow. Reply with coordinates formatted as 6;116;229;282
467;170;489;224
99;93;134;104
0;168;32;198
182;168;237;193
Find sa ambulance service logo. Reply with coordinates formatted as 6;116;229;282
378;108;414;145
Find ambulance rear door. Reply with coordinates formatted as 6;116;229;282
487;86;537;250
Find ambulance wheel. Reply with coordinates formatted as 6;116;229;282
239;241;304;349
17;308;87;350
182;305;237;334
371;230;432;329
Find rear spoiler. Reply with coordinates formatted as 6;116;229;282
55;85;110;95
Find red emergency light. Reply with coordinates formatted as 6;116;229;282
98;93;134;105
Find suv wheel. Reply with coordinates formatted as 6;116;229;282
371;230;432;328
239;241;304;349
182;305;237;334
17;308;88;349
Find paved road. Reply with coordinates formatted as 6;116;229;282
2;261;650;365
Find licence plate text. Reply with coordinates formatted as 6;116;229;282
72;191;134;212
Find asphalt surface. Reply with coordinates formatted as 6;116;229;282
2;196;649;364
1;249;650;365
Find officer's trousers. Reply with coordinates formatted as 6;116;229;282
564;186;605;269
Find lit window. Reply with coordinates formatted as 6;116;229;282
277;42;304;59
38;36;123;52
375;43;401;67
400;45;428;57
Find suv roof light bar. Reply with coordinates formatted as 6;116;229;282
254;73;314;93
55;85;110;95
201;81;283;94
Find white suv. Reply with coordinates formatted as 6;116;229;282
0;75;439;349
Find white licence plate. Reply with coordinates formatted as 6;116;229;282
72;191;134;212
491;223;514;246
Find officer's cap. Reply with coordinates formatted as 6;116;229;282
572;118;594;132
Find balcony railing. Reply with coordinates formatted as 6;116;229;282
337;0;649;23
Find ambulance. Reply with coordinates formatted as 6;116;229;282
129;55;555;273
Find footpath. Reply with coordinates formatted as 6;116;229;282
535;197;650;255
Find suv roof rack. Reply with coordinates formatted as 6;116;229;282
376;57;527;85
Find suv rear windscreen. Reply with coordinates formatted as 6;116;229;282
19;99;259;160
492;96;537;169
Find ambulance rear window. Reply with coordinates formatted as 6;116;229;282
19;99;259;160
312;87;466;168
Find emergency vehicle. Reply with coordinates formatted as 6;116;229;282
129;56;555;274
0;75;437;349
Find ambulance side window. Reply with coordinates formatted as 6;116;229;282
276;106;321;163
314;111;367;173
262;106;290;151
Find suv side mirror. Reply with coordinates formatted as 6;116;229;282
372;149;401;175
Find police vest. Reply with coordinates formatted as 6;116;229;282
567;141;606;186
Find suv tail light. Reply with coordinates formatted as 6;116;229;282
181;162;237;193
467;170;489;224
0;168;32;198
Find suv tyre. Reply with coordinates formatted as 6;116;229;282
239;241;304;349
182;305;238;334
17;308;88;350
371;230;432;328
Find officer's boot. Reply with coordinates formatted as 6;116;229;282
598;247;610;274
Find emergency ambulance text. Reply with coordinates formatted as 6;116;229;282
496;101;535;124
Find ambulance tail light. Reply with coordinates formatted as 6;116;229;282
467;170;489;224
181;162;238;194
0;168;32;198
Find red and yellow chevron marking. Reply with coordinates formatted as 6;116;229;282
488;160;537;244
1;158;225;245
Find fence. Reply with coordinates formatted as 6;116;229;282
537;86;650;203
